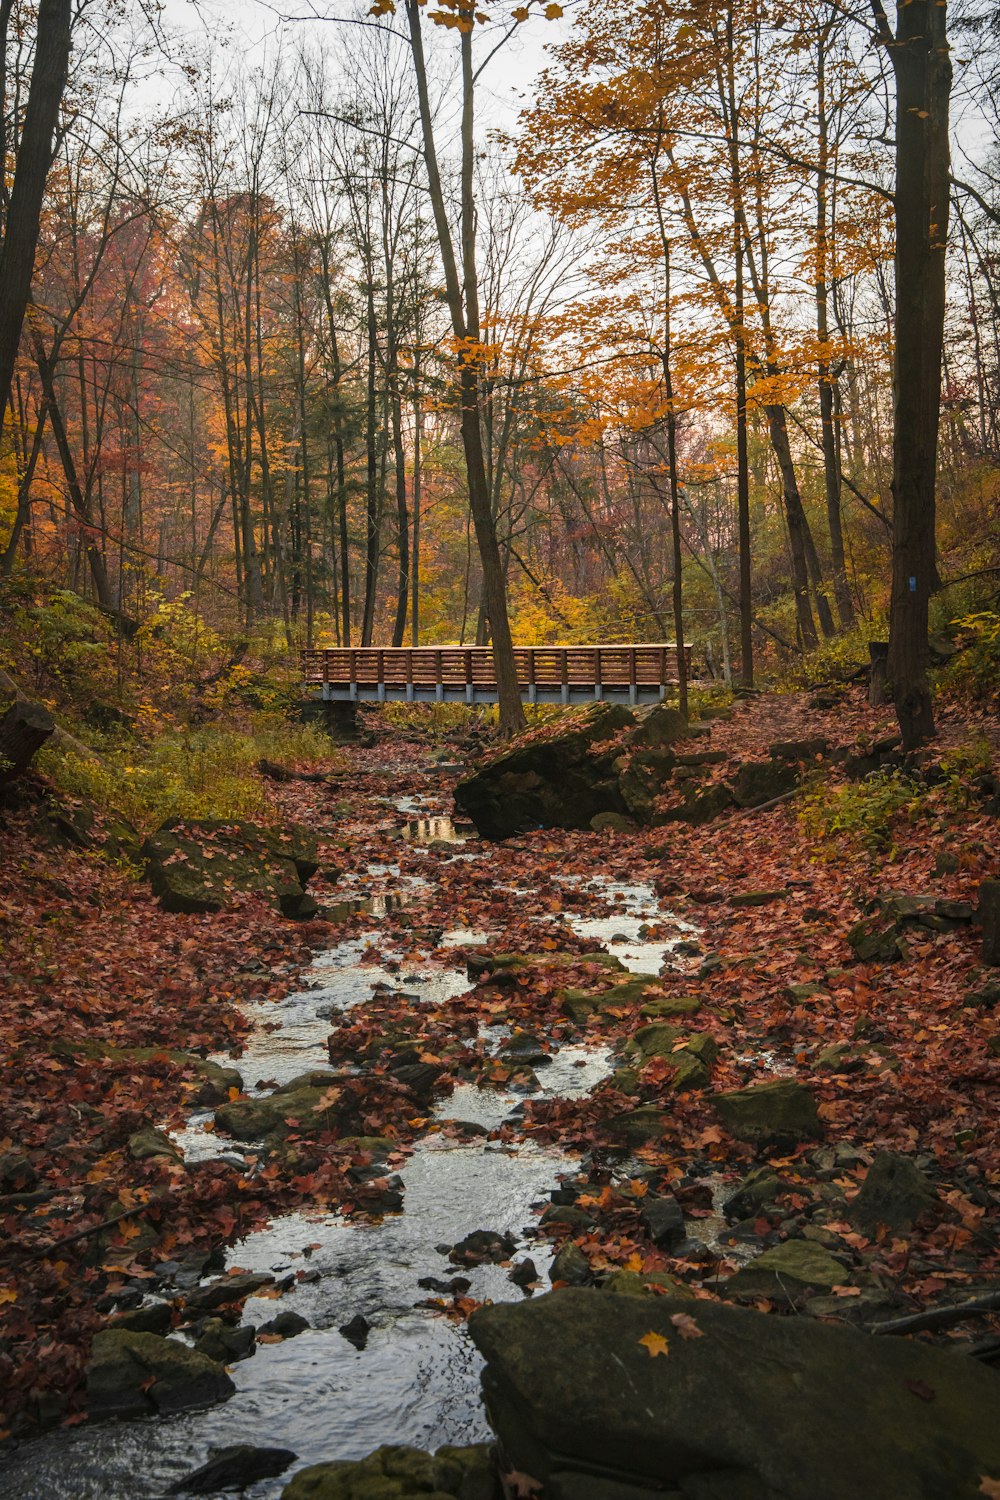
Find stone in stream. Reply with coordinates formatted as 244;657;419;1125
184;1271;275;1312
449;1229;517;1266
143;818;319;917
723;1166;787;1222
468;1289;1000;1500
724;1240;849;1305
549;1242;590;1286
214;1075;347;1142
600;1105;670;1148
714;1079;822;1146
560;975;662;1025
467;949;627;981
509;1258;539;1289
258;1310;311;1339
127;1126;183;1163
281;1443;496;1500
86;1330;234;1419
338;1314;371;1350
193;1318;256;1363
847;1150;940;1237
168;1444;298;1494
639;1193;686;1251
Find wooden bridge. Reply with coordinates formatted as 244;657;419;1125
302;644;689;706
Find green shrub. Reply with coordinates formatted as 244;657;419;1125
798;768;922;859
940;611;1000;707
37;721;337;833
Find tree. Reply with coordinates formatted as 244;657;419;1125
873;0;952;747
0;0;73;446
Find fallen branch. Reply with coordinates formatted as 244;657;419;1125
871;1293;1000;1338
18;1194;174;1261
258;758;336;785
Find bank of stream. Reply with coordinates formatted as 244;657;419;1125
1;817;695;1499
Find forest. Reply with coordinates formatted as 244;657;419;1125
0;3;999;1499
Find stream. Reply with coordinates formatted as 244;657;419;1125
1;846;693;1500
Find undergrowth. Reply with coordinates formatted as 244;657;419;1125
37;720;335;832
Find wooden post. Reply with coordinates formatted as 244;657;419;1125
629;647;637;706
377;649;385;703
406;648;414;703
435;648;443;703
594;646;602;702
560;648;569;706
348;648;357;701
527;647;537;707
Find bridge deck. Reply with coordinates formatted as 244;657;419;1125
302;644;688;705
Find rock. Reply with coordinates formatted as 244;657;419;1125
454;702;637;838
258;1310;310;1339
549;1242;591;1286
714;1080;822;1145
723;1167;785;1222
111;1300;172;1336
281;1444;496;1500
730;888;786;907
0;1150;37;1193
981;879;1000;966
847;913;907;962
848;1151;939;1237
499;1032;550;1065
168;1445;297;1494
629;703;689;750
193;1319;256;1364
509;1258;539;1289
560;976;660;1024
450;1229;517;1266
725;1240;847;1304
769;737;830;761
214;1082;344;1142
184;1272;275;1312
86;1330;234;1419
339;1314;370;1350
639;1194;686;1251
469;1290;1000;1499
590;811;635;833
468;949;625;980
600;1106;670;1147
731;759;799;808
601;1270;693;1299
660;782;734;825
143;818;319;917
615;748;677;822
539;1203;595;1232
127;1126;182;1163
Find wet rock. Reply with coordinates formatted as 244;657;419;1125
509;1258;539;1289
470;1289;1000;1499
731;759;799;808
259;1310;311;1339
539;1203;595;1232
110;1300;172;1336
127;1126;183;1163
468;949;625;981
143;818;319;917
168;1444;297;1494
339;1314;371;1350
214;1083;342;1142
639;1194;686;1251
281;1443;496;1500
549;1242;591;1286
450;1229;517;1266
86;1330;234;1419
723;1167;786;1222
193;1318;256;1363
848;1151;939;1237
418;1277;472;1296
601;1106;670;1147
725;1240;848;1304
639;995;700;1020
499;1032;550;1065
714;1080;822;1146
621;1023;717;1090
184;1272;275;1312
390;1060;445;1099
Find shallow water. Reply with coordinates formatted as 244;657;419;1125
1;870;689;1499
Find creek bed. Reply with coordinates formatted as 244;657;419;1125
0;875;687;1499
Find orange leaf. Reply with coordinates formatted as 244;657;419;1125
670;1312;704;1339
638;1330;670;1358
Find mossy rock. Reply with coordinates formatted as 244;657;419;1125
215;1083;342;1142
471;950;626;979
724;1240;848;1304
600;1106;670;1147
281;1444;496;1500
602;1270;694;1299
127;1127;182;1163
848;1151;939;1237
560;976;661;1024
143;818;319;918
731;759;799;809
847;915;907;963
639;995;701;1020
53;1039;242;1106
714;1080;822;1145
86;1329;234;1419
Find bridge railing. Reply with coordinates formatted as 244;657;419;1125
301;644;690;705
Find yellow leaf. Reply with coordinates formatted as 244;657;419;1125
0;1286;16;1305
544;2;563;15
638;1330;670;1358
624;1252;645;1272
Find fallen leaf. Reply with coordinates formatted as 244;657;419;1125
638;1330;670;1358
670;1312;704;1339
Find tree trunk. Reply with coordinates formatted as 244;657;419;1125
0;698;54;782
0;0;72;447
883;0;951;748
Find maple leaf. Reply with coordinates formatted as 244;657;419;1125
638;1330;669;1358
979;1480;1000;1499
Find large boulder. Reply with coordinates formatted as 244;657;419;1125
143;818;319;917
714;1080;822;1146
847;1151;939;1237
454;703;636;839
469;1290;1000;1500
86;1330;234;1419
